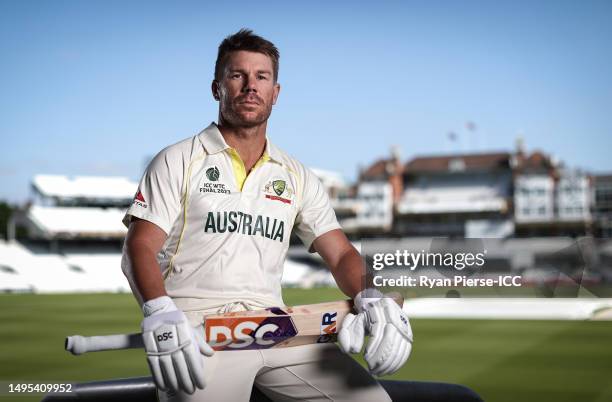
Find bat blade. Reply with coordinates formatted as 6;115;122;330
203;300;354;351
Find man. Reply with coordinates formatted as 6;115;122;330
121;29;412;402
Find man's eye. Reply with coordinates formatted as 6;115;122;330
257;75;267;80
231;74;241;79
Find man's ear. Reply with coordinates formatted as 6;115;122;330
211;80;220;101
272;83;281;105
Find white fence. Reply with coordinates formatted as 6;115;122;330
403;298;612;320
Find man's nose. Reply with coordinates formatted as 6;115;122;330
242;74;258;93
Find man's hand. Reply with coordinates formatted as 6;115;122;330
141;296;214;394
338;290;413;376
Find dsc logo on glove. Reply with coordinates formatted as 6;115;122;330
156;332;174;342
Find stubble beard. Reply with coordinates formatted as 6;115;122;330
221;98;273;129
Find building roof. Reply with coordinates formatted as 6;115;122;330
513;151;557;173
360;158;403;180
361;159;388;178
404;152;511;174
593;174;612;184
32;175;137;202
27;205;127;239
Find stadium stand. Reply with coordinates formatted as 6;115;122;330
62;253;131;293
281;258;335;288
27;205;127;239
32;175;136;206
0;174;137;293
0;240;101;292
0;259;32;293
398;175;508;214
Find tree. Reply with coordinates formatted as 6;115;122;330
0;201;14;240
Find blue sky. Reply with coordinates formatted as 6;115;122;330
1;0;611;203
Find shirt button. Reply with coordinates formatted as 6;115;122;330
175;267;183;273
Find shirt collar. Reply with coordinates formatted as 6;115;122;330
198;122;229;154
198;122;283;164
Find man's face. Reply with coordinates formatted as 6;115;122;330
213;50;280;128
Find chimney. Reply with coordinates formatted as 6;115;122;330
388;146;403;204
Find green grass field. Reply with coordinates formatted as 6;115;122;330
1;290;611;402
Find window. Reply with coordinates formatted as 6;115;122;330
449;159;465;172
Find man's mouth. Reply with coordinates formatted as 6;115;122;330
239;97;261;105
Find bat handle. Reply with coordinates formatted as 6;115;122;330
386;291;405;307
65;333;144;355
390;294;405;307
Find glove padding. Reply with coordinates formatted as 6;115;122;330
142;304;214;394
338;296;413;376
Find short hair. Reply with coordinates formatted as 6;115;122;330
214;29;280;82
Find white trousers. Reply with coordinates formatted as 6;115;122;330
158;304;392;402
158;342;391;402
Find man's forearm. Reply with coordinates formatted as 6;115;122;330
329;246;367;299
127;239;167;302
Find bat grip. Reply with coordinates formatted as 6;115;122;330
65;333;144;355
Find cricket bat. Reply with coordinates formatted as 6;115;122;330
65;296;403;355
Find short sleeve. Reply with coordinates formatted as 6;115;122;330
122;148;183;235
293;167;342;252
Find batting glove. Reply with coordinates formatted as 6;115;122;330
141;296;214;394
338;289;413;376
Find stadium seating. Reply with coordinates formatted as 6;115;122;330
0;240;128;293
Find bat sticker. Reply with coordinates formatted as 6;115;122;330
205;316;298;351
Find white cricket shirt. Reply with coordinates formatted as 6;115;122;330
122;123;341;311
